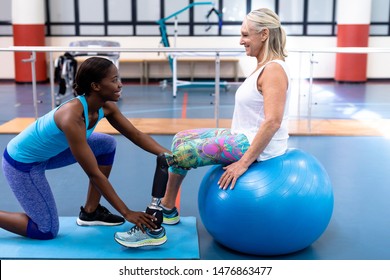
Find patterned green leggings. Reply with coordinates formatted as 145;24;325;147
167;128;250;175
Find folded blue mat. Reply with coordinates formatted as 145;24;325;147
0;216;199;259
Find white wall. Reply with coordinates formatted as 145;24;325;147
0;37;15;79
1;36;390;80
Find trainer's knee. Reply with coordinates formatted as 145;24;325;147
96;149;116;166
89;133;117;152
101;134;117;152
92;133;117;165
26;218;58;240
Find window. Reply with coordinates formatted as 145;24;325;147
0;0;12;36
0;0;388;37
251;0;275;11
370;0;390;35
108;0;132;21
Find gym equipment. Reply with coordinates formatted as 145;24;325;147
198;148;334;255
156;2;228;96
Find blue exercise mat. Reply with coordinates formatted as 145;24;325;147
0;216;199;259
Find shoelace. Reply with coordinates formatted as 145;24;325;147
127;226;142;235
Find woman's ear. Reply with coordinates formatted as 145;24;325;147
91;82;100;91
261;28;269;42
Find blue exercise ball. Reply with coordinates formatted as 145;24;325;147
198;148;334;256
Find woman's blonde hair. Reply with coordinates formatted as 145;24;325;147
246;8;287;65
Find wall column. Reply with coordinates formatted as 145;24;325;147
12;0;46;83
335;0;372;82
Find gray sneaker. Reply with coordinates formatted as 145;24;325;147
114;225;167;248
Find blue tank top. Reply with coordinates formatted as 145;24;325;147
6;95;104;163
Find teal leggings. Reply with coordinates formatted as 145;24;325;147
168;128;250;175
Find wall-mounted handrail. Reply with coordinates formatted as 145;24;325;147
1;46;390;130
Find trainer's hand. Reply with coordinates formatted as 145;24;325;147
124;211;157;232
218;161;248;190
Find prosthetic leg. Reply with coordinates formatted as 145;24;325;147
145;153;169;229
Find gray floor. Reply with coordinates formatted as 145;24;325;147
1;79;390;259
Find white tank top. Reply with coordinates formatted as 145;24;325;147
231;60;291;161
